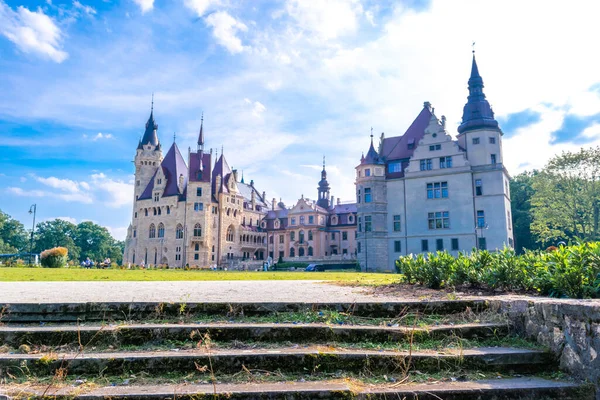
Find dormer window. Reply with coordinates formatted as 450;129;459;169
331;216;338;225
388;161;402;173
408;139;415;150
157;178;162;185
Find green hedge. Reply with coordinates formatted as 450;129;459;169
395;243;600;298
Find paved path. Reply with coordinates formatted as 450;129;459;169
0;281;403;304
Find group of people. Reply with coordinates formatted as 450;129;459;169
81;257;111;269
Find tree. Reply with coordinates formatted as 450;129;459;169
510;171;540;253
74;221;114;262
531;147;600;245
34;219;80;261
0;210;28;253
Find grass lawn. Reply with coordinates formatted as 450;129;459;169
0;267;400;284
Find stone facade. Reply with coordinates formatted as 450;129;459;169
355;55;514;272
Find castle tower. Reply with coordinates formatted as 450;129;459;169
317;156;331;209
355;134;388;271
134;97;163;201
456;53;513;250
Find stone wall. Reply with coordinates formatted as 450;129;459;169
492;298;600;399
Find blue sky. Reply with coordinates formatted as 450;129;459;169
1;0;600;239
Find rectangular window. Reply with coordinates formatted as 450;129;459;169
279;235;284;244
393;215;401;231
342;231;348;240
429;144;441;151
394;240;401;253
508;211;512;230
364;216;372;232
358;242;361;253
154;193;159;202
300;216;305;225
440;156;452;168
489;137;496;144
475;179;483;196
357;189;361;203
420;160;426;171
388;161;402;173
365;168;371;177
308;215;314;224
491;154;497;164
427;182;448;199
194;253;199;260
478;237;487;250
421;239;429;252
436;238;444;251
451;238;459;251
473;137;480;145
196;187;202;197
426;159;432;170
194;202;203;211
358;216;362;232
364;188;372;203
290;232;295;241
477;210;486;228
407;139;415;150
428;211;450;229
291;217;296;225
331;232;335;240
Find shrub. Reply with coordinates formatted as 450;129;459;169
40;247;68;268
395;243;600;299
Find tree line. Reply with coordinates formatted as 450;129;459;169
0;213;124;265
510;146;600;253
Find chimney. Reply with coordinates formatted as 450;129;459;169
215;175;221;192
232;169;238;182
178;174;184;193
337;198;340;205
272;198;276;210
262;191;266;201
330;195;334;207
251;190;256;208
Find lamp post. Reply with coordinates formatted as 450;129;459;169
28;204;37;265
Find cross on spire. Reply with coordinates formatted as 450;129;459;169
151;92;154;112
472;41;476;54
323;155;326;169
173;132;176;143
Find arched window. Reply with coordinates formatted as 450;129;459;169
132;251;136;264
149;224;156;238
226;226;234;242
308;247;313;256
153;207;157;216
194;223;202;237
167;206;170;215
158;207;161;215
299;230;305;244
144;209;148;217
308;230;313;241
290;247;295;257
194;243;199;251
299;247;305;256
176;224;184;239
290;231;295;241
269;235;273;244
158;223;165;238
154;248;157;265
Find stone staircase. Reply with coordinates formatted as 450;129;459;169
0;300;594;399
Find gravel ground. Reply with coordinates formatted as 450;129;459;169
0;281;406;304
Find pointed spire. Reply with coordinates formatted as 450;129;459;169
141;94;159;148
197;112;204;149
457;51;499;134
241;170;245;184
362;129;383;165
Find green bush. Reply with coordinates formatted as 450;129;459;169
40;247;68;268
395;242;600;299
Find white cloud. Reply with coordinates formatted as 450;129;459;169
84;132;114;141
132;0;153;14
205;11;248;54
244;98;266;117
54;216;78;224
0;1;68;62
9;173;132;208
72;1;96;16
183;0;219;17
106;225;128;240
285;0;362;40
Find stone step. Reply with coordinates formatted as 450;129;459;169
1;377;592;400
0;300;488;322
0;322;508;348
0;347;552;378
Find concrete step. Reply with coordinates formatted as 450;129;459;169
0;322;508;348
0;300;488;322
1;377;592;399
0;347;552;378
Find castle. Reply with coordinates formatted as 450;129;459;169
124;53;513;271
123;109;357;268
355;54;514;271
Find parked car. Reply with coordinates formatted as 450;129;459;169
305;264;325;272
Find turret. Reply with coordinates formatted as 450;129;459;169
134;96;163;201
317;156;331;209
